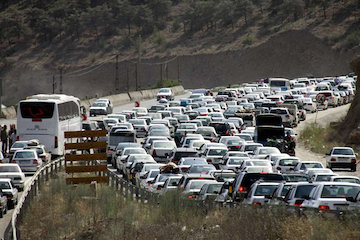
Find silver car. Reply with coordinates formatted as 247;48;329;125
12;149;42;173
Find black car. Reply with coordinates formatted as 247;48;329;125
209;122;232;136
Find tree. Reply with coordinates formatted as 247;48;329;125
216;0;235;28
283;0;305;21
235;0;254;26
252;0;265;14
133;5;154;35
148;0;171;23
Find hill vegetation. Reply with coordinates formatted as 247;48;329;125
1;0;360;70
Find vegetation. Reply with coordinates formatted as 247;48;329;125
0;0;360;69
19;174;360;239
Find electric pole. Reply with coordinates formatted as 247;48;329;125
0;78;2;117
136;35;142;91
59;67;63;94
115;54;119;92
52;75;56;94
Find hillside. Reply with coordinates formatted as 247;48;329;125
0;0;360;104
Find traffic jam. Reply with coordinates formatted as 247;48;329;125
90;75;360;211
0;75;358;220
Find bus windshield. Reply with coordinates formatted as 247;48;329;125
20;102;54;119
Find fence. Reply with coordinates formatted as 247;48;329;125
5;157;65;240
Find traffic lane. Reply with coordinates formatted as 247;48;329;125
294;103;359;177
0;176;32;238
112;92;191;113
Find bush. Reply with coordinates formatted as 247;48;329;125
242;35;254;45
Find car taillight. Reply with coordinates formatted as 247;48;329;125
153;149;157;156
352;159;357;163
331;158;336;162
148;183;152;186
276;166;281;170
319;205;329;210
277;101;282;105
107;149;111;153
33;159;38;164
11;160;16;163
6;194;13;199
294;203;302;207
253;202;261;206
238;186;247;192
259;172;268;174
54;136;58;148
157;187;161;190
286;115;290;119
235;146;241;148
331;96;334;99
228;147;231;150
188;195;194;199
226;130;230;135
181;186;185;190
207;159;212;163
16;136;19;141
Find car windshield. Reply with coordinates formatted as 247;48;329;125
252;161;269;166
159;89;170;93
208;149;227;156
0;182;11;189
284;175;309;182
92;102;106;107
129;120;145;125
129;155;153;162
157;175;170;183
321;185;360;198
0;166;20;172
279;159;298;166
168;178;180;186
239;135;252;141
154;142;175;148
206;184;223;194
14;151;35;158
183;159;207;165
270;109;287;114
333;178;360;184
254;185;278;196
294;185;315;198
332;149;354;155
144;165;160;171
188;165;215;174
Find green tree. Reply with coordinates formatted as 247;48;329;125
235;0;254;26
148;0;171;23
133;5;154;35
216;0;235;28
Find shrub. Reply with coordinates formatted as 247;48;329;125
242;35;254;45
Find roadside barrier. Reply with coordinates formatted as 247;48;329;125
5;158;64;240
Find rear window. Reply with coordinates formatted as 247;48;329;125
206;184;223;194
12;142;27;149
183;159;207;165
321;185;360;198
279;159;298;166
208;149;227;156
241;174;284;189
332;149;354;155
333;178;360;184
15;151;36;158
154;142;175;148
254;185;278;196
0;182;11;189
20;102;54;119
0;166;20;172
174;152;198;159
294;185;315;198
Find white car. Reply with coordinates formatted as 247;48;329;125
330;176;360;184
0;178;18;209
273;157;300;173
116;148;147;171
301;182;360;211
149;140;176;162
139;169;160;189
302;98;317;113
201;146;228;166
326;147;357;171
245;182;280;206
160;176;182;194
12;149;43;173
0;164;26;191
135;163;164;187
157;88;174;101
252;147;281;159
220;157;249;172
239;159;272;172
292;161;324;173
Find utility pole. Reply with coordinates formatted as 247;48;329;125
126;62;129;92
165;63;168;82
0;78;2;117
52;75;56;94
177;58;180;84
160;64;163;85
115;54;119;92
59;68;63;94
136;35;142;91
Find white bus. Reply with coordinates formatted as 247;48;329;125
269;78;291;91
17;94;82;157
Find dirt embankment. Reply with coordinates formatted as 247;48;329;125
2;30;355;105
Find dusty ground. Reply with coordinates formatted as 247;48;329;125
294;104;360;176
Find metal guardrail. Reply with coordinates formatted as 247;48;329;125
5;157;64;240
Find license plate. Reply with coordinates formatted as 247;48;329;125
337;157;349;162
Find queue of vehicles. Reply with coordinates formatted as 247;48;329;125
76;76;360;212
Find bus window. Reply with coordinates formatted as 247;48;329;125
20;102;54;119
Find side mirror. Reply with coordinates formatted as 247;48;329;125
325;153;330;156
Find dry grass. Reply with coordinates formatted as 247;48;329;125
19;173;360;240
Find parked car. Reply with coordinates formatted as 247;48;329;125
157;88;174;101
0;190;8;218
